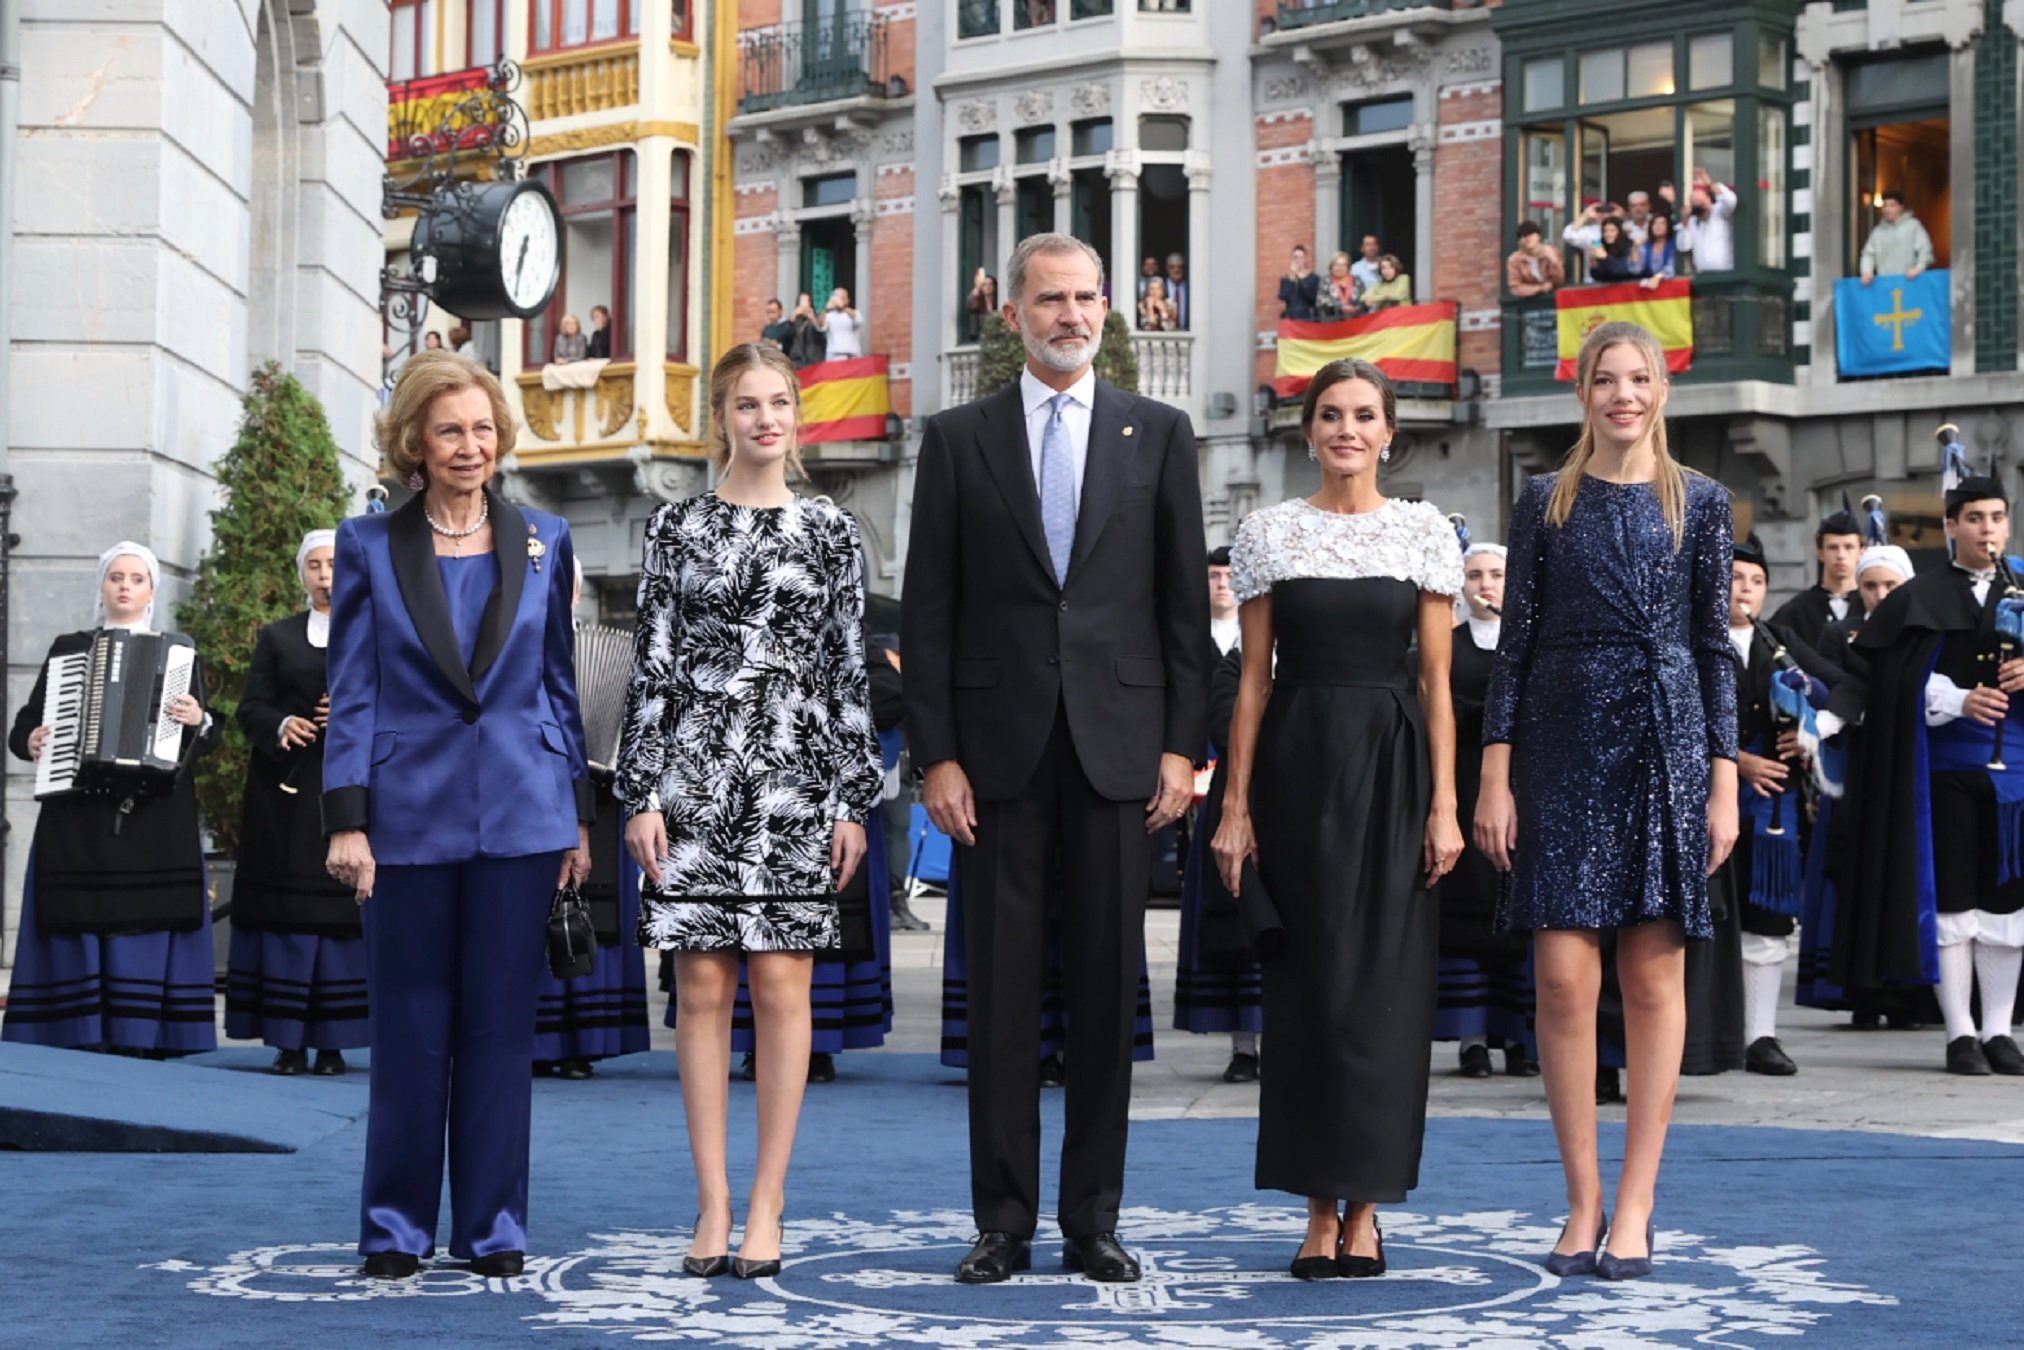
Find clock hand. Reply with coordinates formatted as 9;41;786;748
515;236;530;289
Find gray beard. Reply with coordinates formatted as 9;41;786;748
1022;327;1093;374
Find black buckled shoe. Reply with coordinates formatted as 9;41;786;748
1458;1045;1493;1078
1745;1036;1798;1076
955;1232;1030;1284
1947;1035;1993;1076
362;1252;420;1280
1982;1034;2024;1076
468;1250;524;1279
1221;1052;1259;1083
1063;1233;1141;1283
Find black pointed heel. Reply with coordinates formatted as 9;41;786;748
1596;1215;1657;1281
733;1211;784;1280
1544;1213;1609;1277
683;1211;731;1278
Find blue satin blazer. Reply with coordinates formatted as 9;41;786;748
322;489;594;865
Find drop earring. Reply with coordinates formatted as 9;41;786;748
1380;442;1392;463
1306;443;1318;461
405;470;425;491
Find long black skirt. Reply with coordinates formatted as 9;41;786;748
1252;677;1436;1203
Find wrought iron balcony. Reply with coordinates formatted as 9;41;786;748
1273;0;1444;30
737;11;892;116
386;67;500;165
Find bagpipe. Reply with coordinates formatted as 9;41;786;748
1739;603;1844;806
1939;421;2024;770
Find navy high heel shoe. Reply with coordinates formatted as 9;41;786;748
1543;1214;1609;1277
1596;1216;1656;1281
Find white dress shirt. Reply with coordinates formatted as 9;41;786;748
1927;566;1998;725
1020;366;1095;503
1210;614;1241;655
1466;615;1501;652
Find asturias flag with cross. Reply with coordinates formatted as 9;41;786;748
1834;269;1950;377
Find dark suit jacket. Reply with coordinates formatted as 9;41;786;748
902;378;1211;802
322;488;595;864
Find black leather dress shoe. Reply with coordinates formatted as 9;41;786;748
1062;1233;1141;1283
1595;1066;1623;1104
1745;1036;1798;1076
1947;1035;1993;1076
1458;1045;1493;1078
1982;1034;2024;1075
807;1052;837;1083
559;1057;594;1081
1039;1053;1066;1087
312;1050;346;1076
362;1252;420;1280
272;1048;308;1076
955;1232;1030;1284
1504;1050;1541;1077
468;1250;524;1278
1221;1052;1259;1083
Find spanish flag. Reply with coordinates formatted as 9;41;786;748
1554;280;1693;381
798;355;891;444
1273;302;1458;400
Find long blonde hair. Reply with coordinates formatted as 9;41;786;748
707;342;805;478
1547;320;1687;547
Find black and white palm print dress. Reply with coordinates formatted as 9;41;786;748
615;493;884;952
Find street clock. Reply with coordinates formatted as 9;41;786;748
413;177;562;321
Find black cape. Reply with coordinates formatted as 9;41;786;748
1769;585;1850;648
1437;622;1526;963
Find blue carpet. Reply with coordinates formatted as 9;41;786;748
1;1049;2017;1347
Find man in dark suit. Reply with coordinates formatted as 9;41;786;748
903;232;1211;1286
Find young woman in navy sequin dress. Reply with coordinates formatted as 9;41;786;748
1475;322;1738;1280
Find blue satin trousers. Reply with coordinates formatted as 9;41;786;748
358;852;560;1259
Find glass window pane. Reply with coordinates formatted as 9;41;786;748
1071;0;1113;17
1688;34;1731;90
1759;34;1787;90
391;5;417;81
670;151;689;199
470;0;499;67
803;172;857;207
959;134;1001;172
1758;106;1787;269
1139;115;1188;152
1627;42;1673;98
1524;57;1563;113
1345;97;1411;137
1071;117;1113;156
667;209;689;361
1683;100;1735;197
563;0;589;47
1015;0;1057;30
419;0;439;75
563;214;615;353
533;0;553;51
1015;126;1056;164
1521;128;1568;246
958;0;999;38
562;155;618;205
1847;53;1949;112
1580;48;1624;105
590;0;621;41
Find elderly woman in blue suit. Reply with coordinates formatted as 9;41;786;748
323;351;594;1281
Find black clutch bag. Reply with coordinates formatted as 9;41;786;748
546;883;597;980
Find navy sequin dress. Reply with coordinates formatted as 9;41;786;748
1486;472;1736;939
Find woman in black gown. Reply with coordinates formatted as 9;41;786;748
1213;359;1464;1279
227;529;369;1074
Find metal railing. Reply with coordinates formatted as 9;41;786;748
737;10;891;115
1499;274;1794;397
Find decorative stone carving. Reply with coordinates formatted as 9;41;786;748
880;130;913;155
1445;47;1493;76
955;99;996;132
665;362;699;436
1140;76;1189;113
1336;41;1434;92
1013;89;1054;124
634;458;708;504
1263;75;1309;102
520;385;560;442
1070;81;1110;116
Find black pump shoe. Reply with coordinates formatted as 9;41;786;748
1336;1214;1386;1279
362;1252;420;1280
733;1213;784;1280
1289;1220;1341;1280
683;1211;732;1277
467;1250;524;1278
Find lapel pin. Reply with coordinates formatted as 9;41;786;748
527;523;546;571
1122;426;1135;437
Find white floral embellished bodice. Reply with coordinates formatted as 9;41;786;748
1228;497;1463;605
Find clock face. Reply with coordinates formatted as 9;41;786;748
498;187;560;316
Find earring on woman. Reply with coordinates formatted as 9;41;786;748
1307;443;1318;461
1380;443;1392;464
405;470;425;491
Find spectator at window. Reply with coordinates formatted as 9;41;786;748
1587;218;1639;282
587;304;612;359
552;315;588;364
1621;190;1654;245
1361;253;1412;309
1637;212;1678;289
786;291;827;368
819;287;863;358
965;269;999;342
447;324;476;359
760;298;795;349
1316;250;1362;320
1164;253;1190;328
1350;234;1382;295
423;331;444;351
1678;167;1737;273
1505;221;1566;298
1137;255;1160;300
1858;190;1935;286
1138;275;1178;331
1279;244;1321;320
1562;200;1619;255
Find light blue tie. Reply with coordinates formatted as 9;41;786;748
1038;392;1077;586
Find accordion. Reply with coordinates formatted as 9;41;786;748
573;623;634;775
35;629;198;800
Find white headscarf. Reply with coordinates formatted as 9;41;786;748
297;528;338;648
94;541;160;630
1458;541;1508;631
1857;544;1914;585
1462;542;1509;564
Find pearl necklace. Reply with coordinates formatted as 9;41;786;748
424;496;489;540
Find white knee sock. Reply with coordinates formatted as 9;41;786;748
1743;959;1784;1045
1231;1031;1258;1056
1937;942;1979;1042
1973;941;2023;1042
1460;1034;1488;1050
